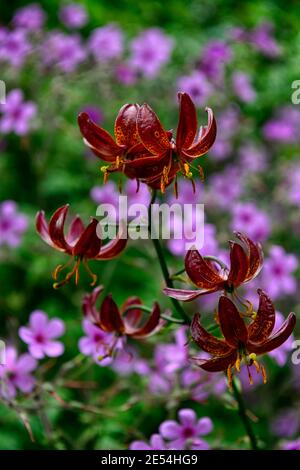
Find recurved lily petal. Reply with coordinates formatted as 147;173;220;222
48;204;71;252
183;107;216;158
82;285;104;322
72;218;101;258
191;314;233;356
96;221;128;259
176;92;197;151
191;351;237;372
114;104;140;147
248;290;276;343
99;294;125;334
185;249;224;289
36;210;54;247
122;296;143;328
130;302;163;338
163;287;215;301
78;112;124;162
66;215;85;246
235;232;263;282
218;296;248;348
137;104;171;155
227;241;249;287
248;312;296;355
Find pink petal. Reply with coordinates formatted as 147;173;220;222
43;341;64;357
197;417;213;435
29;310;48;332
47;318;65;338
159;420;181;440
178;408;197;426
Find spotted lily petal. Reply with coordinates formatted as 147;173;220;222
114;103;140;147
176;92;197;151
248;290;276;343
78;112;124;162
248;313;296;355
191;314;233;356
183;107;217;158
185;249;224;289
218;296;248;348
191;351;237;372
137;104;171;155
227;241;249;287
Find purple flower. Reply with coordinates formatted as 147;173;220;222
0;29;31;68
0;200;28;247
181;367;226;402
90;181;119;207
199;40;232;83
19;310;65;359
42;32;86;73
250;22;281;58
261;246;298;299
177;71;212;107
232;72;256;103
271;409;299;438
80;105;103;125
238;143;268;173
283;163;300;206
0;346;37;399
129;28;173;78
88;25;123;63
282;438;300;450
78;319;115;365
59;4;88;29
130;434;169;450
263;120;297;143
210;106;240;161
0;89;36;135
111;347;150;377
159;408;213;450
206;168;243;208
115;63;137;86
13;3;46;31
230;202;271;242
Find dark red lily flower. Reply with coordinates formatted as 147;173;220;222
83;286;165;339
36;204;127;288
78;103;140;164
128;92;216;192
78;93;216;193
164;232;263;301
190;290;296;388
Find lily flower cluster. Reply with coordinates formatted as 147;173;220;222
78;92;216;193
164;232;296;388
35;96;296;391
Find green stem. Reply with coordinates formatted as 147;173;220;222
148;190;190;324
123;304;185;324
231;377;258;450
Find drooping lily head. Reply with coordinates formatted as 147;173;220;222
82;287;164;358
190;290;296;389
83;286;164;339
164;232;263;302
78;93;216;194
36;205;127;288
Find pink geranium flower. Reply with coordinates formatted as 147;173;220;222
19;310;65;359
0;346;37;399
